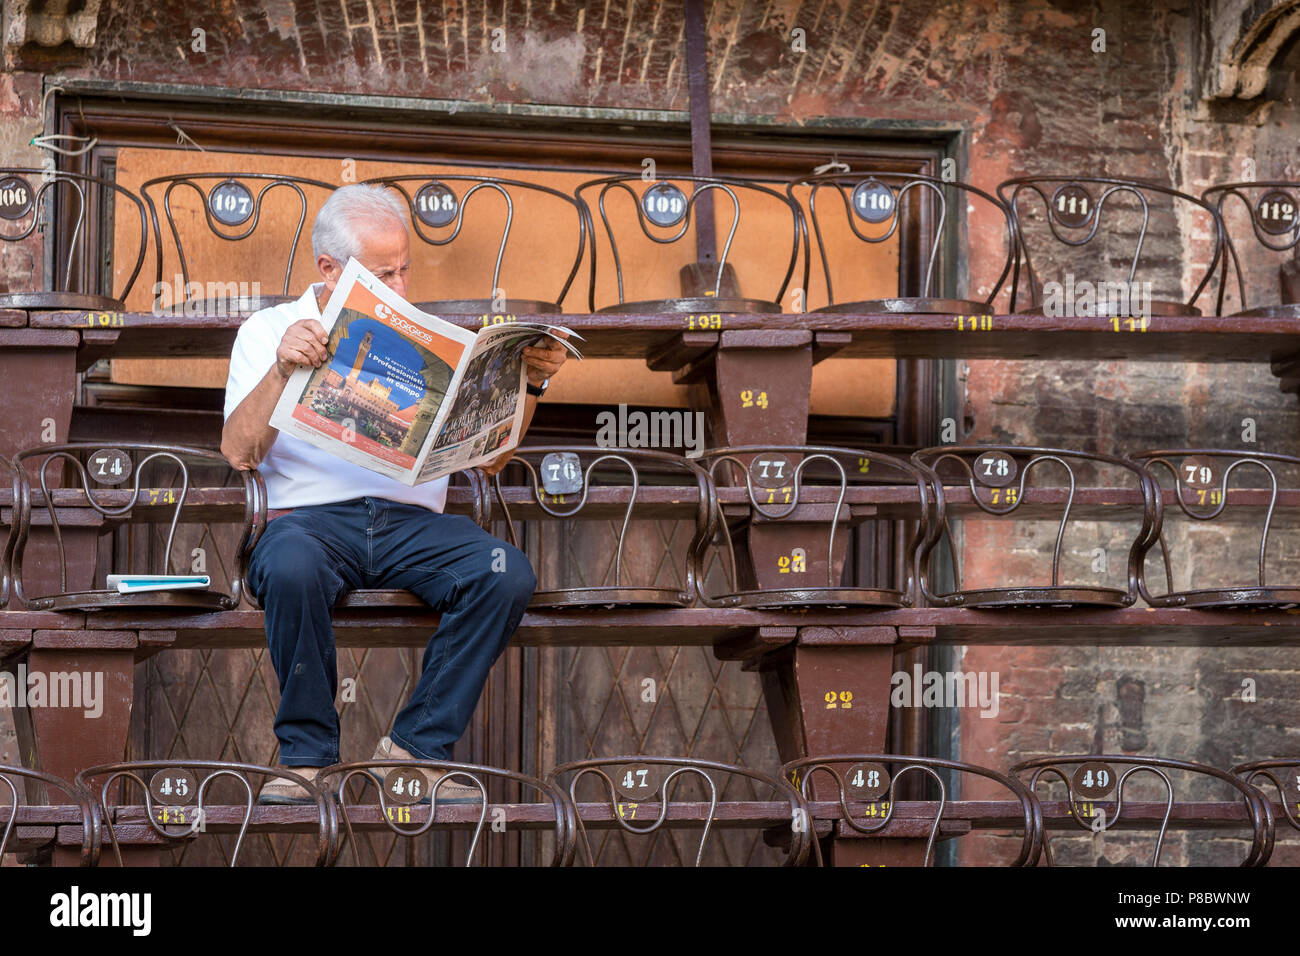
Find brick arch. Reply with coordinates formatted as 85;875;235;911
1204;0;1300;99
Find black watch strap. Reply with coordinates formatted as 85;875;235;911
526;379;548;397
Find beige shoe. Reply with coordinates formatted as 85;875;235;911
257;766;326;806
369;736;484;805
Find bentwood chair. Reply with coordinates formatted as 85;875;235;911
1232;759;1296;864
1202;181;1300;317
1013;755;1272;867
0;764;98;866
0;168;147;311
997;175;1224;317
548;756;811;866
320;760;570;867
576;174;802;314
699;445;929;609
76;761;333;867
490;447;715;609
0;455;17;609
10;443;265;612
783;754;1044;867
911;445;1159;608
1134;449;1300;609
365;174;587;316
140;172;337;314
787;171;1016;315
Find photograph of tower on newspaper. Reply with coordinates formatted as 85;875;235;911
292;305;455;468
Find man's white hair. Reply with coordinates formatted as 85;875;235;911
311;183;408;263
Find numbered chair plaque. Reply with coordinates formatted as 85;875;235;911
0;764;98;866
319;760;568;867
699;445;930;609
911;445;1159;609
783;754;1042;867
1135;449;1300;609
9;443;266;612
547;756;811;867
491;446;715;609
997;176;1224;317
1013;755;1271;867
786;171;1015;315
575;174;801;314
74;761;328;867
140;173;337;315
0;168;147;312
362;175;587;315
1203;181;1300;318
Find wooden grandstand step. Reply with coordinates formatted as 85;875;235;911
5;605;1300;651
12;482;1300;527
25;309;1300;366
28;798;1273;851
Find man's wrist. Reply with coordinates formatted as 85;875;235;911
526;378;548;397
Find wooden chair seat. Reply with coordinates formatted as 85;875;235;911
29;589;236;613
944;585;1131;610
719;586;906;610
526;586;691;610
814;296;990;316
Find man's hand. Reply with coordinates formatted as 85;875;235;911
276;319;331;379
522;332;569;386
478;452;514;477
480;332;570;477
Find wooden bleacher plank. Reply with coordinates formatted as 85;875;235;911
0;807;86;824
0;612;87;630
33;629;137;650
26;310;1300;365
68;607;885;648
7;827;57;851
1032;800;1261;829
10;605;1300;649
13;798;1269;829
0;629;32;658
3;486;482;524
890;607;1300;647
0;328;79;348
2;605;1287;648
31;799;1269;851
9;484;1300;524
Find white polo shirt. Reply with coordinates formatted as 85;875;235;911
223;283;449;512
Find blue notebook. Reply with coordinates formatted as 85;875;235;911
107;575;212;594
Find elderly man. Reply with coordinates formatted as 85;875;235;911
221;183;567;804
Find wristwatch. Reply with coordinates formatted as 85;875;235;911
526;378;549;397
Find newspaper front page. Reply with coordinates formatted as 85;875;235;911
269;258;577;484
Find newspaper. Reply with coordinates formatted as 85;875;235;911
269;257;582;484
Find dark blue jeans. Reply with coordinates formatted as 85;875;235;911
246;497;535;766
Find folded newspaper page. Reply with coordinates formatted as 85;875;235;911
269;257;581;484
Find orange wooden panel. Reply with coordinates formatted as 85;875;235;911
109;147;896;415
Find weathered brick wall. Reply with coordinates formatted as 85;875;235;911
4;0;1298;862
